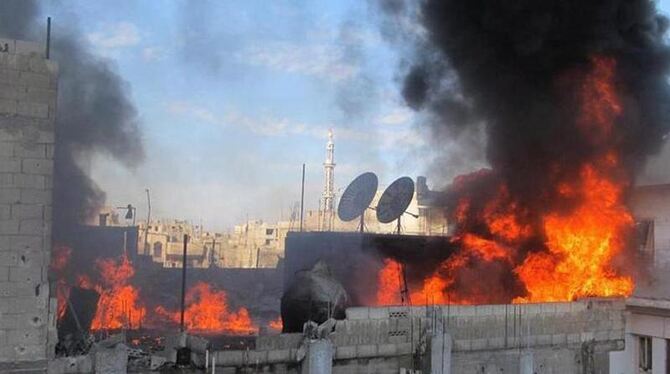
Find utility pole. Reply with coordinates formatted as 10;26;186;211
300;164;305;232
144;188;151;255
180;234;189;332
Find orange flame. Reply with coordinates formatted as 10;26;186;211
375;258;403;305
51;246;72;320
268;317;283;331
78;253;146;330
156;282;256;335
376;56;634;306
514;164;634;302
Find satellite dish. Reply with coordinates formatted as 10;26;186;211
338;172;378;222
376;177;415;224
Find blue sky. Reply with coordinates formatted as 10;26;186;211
41;0;432;230
41;1;670;230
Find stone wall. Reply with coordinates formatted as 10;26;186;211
0;39;58;372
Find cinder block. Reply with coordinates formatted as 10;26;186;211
0;295;47;313
0;251;18;265
0;188;21;204
20;188;51;204
247;349;268;363
541;303;557;314
0;282;39;298
489;305;508;316
377;343;397;356
594;330;609;341
94;344;127;374
0;204;9;220
474;305;492;316
19;219;44;235
34;129;55;144
267;349;290;363
356;344;377;357
215;350;244;366
0;173;12;186
10;235;42;251
15;41;43;56
470;338;487;350
13;143;45;158
13;343;47;361
551;334;566;345
0;159;20;173
0;54;29;71
18;72;49;88
0;98;17;115
369;307;389;320
487;337;505;349
48;355;94;374
13;249;48;267
566;333;580;344
11;204;42;219
45;144;54;159
17;101;48;119
0;219;19;234
7;327;45;346
453;339;471;351
0;69;20;86
460;306;477;316
21;158;52;175
346;307;369;320
9;265;43;283
12;174;45;189
0;142;13;157
24;88;54;104
335;345;356;359
27;59;50;74
580;332;594;342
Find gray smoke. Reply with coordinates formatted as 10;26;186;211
0;0;144;240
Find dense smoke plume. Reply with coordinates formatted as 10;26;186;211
378;0;670;302
0;1;144;240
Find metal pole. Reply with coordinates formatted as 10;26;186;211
255;247;260;268
180;234;188;331
45;17;51;59
145;189;151;255
300;164;305;232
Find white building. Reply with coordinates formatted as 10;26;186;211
609;184;670;374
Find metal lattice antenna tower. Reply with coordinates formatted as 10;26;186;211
322;129;336;230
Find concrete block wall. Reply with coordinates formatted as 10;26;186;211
343;298;626;351
0;38;57;372
216;299;625;373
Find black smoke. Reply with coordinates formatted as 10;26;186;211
0;1;144;240
397;0;670;187
377;0;670;301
